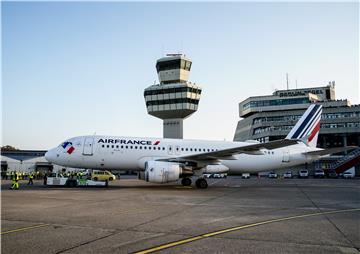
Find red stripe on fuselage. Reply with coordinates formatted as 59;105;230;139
67;146;75;154
308;121;320;142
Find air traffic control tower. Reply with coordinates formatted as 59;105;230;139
144;54;202;139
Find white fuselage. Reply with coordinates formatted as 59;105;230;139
45;135;320;174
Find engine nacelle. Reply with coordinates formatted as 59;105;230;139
142;161;182;183
202;164;229;174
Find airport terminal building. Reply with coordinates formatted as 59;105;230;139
233;82;360;175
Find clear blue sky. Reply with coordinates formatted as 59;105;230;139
2;2;359;149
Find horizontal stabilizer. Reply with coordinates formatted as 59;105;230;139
303;146;358;156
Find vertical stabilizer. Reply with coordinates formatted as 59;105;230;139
286;104;322;147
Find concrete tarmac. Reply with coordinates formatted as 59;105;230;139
1;176;359;254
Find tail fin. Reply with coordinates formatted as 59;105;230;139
286;104;322;147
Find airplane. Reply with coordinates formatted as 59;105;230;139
45;104;355;188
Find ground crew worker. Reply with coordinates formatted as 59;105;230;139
43;172;48;185
10;172;19;190
28;172;34;185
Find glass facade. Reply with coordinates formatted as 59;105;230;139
156;59;192;72
243;98;310;110
253;122;360;135
144;87;201;96
146;98;199;106
253;112;360;125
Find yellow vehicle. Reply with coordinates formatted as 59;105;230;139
91;170;116;182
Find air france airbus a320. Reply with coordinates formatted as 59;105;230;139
45;104;354;188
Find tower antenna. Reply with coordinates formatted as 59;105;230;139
286;73;289;90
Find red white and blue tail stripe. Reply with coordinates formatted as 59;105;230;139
286;104;322;147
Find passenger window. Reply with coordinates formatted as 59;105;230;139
207;149;210;152
102;145;104;148
130;146;133;149
158;147;161;150
153;147;156;150
190;148;193;151
135;146;137;149
116;145;119;148
162;147;165;150
181;148;184;151
144;147;147;150
139;146;142;149
107;145;109;148
121;145;124;149
126;146;128;149
112;145;114;148
194;149;197;152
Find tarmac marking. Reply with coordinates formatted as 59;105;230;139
1;224;49;235
134;208;360;254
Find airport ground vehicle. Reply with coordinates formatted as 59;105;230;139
91;170;116;181
314;169;325;178
298;170;309;178
283;171;292;178
211;173;226;178
343;172;354;179
46;173;107;187
241;173;250;179
268;172;278;178
327;170;338;178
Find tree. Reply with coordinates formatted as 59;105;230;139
1;145;19;151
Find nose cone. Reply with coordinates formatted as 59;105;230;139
45;149;55;163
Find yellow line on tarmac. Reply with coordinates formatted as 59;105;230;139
1;224;49;235
134;208;360;254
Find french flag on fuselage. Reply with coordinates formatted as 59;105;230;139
286;104;322;147
61;141;75;154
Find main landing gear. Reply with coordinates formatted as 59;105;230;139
195;178;208;189
181;177;208;189
181;177;192;186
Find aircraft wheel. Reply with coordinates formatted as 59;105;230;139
181;177;192;186
195;178;208;189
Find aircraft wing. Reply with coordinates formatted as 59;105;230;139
303;146;358;156
157;139;299;163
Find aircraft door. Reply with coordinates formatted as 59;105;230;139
83;137;94;155
282;150;290;162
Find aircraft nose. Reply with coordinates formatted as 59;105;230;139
45;149;56;163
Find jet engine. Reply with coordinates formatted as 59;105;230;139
139;161;188;183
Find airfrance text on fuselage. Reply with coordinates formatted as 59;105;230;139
98;139;154;145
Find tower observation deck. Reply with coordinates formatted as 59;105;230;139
144;54;202;139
